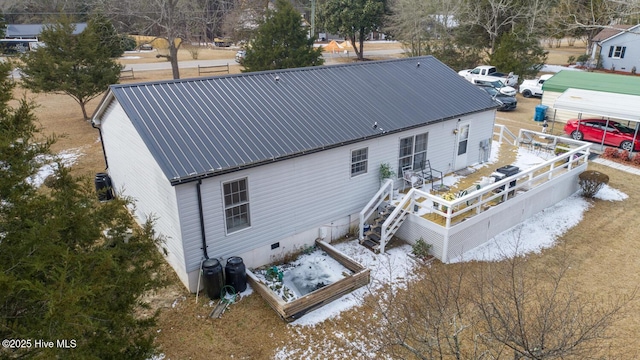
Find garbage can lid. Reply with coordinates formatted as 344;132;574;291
203;258;221;268
227;256;243;265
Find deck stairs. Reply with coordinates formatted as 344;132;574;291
360;204;409;253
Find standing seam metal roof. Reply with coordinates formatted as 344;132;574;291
542;70;640;96
104;56;498;184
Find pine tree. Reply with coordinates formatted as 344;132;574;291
20;15;123;120
490;32;548;81
243;0;324;72
0;62;167;359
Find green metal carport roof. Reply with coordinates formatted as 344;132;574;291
542;70;640;96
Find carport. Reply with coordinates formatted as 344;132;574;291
550;88;640;152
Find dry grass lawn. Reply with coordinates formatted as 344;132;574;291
22;42;640;358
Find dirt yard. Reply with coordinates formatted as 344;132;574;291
21;40;640;359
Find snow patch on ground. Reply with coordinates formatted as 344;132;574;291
450;184;626;263
287;242;418;327
594;185;627;201
253;248;351;302
26;148;83;187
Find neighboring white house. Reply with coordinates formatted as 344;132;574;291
1;23;87;53
91;56;500;292
590;24;640;73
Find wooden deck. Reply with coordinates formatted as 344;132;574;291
396;133;583;228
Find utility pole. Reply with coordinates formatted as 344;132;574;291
311;0;316;38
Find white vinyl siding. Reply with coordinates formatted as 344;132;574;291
457;124;470;155
350;148;368;177
97;101;187;285
223;178;251;233
598;26;640;72
180;111;496;273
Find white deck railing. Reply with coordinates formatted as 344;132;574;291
359;179;394;240
410;134;591;229
494;124;518;145
379;188;414;253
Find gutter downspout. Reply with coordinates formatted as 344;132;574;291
196;179;209;259
91;122;109;170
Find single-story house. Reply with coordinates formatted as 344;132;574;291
1;23;87;53
91;56;500;291
590;24;640;72
541;70;640;125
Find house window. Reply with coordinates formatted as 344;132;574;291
398;133;428;174
457;125;470;156
608;45;626;59
351;148;368;177
223;178;250;233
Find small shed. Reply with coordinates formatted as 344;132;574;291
541;70;640;124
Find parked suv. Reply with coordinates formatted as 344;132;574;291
478;85;517;111
473;79;517;96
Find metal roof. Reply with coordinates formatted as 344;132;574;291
542;70;640;96
553;88;640;122
98;56;498;184
5;23;87;38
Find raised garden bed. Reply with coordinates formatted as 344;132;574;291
246;239;370;322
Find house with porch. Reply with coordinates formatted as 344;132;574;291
590;24;640;73
92;56;503;291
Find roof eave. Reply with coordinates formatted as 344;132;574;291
91;90;116;126
169;107;497;186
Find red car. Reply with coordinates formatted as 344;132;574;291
564;118;640;151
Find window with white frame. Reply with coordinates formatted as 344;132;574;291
457;124;470;156
608;45;626;59
223;178;250;233
398;133;428;174
351;148;368;176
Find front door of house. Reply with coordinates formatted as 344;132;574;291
454;123;470;170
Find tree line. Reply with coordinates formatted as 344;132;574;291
4;0;640;74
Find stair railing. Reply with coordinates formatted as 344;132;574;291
359;179;394;240
380;188;414;253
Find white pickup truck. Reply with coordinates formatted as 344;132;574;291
458;65;519;87
518;74;553;98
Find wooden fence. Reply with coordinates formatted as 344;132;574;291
198;64;229;76
119;69;135;80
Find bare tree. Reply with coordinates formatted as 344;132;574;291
458;0;529;54
550;0;640;52
471;253;634;359
364;246;635;359
361;262;490;359
96;0;233;79
221;0;267;44
386;0;462;57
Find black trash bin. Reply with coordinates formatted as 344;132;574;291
202;259;224;300
225;257;247;293
94;173;114;201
